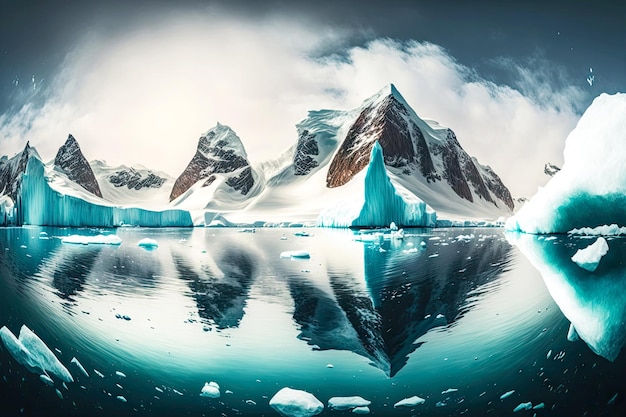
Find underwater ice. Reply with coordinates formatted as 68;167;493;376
328;396;371;410
200;381;220;398
571;237;609;272
394;395;426;407
269;387;324;417
500;390;515;400
70;357;89;378
0;325;73;383
61;234;122;245
513;402;533;412
317;142;436;228
137;238;159;248
506;93;626;233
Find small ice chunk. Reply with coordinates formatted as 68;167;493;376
56;388;63;399
246;399;256;405
328;396;371;410
571;237;608;271
390;222;398;231
441;388;458;394
326;364;334;368
567;323;579;342
117;395;127;403
428;253;439;258
294;231;312;237
115;371;126;378
61;234;122;245
436;314;445;319
546;350;552;359
40;374;54;386
269;387;324;417
70;357;89;378
533;403;545;409
200;381;220;398
280;250;311;259
608;393;618;405
155;386;164;393
394;396;426;408
352;406;370;414
500;390;515;400
513;402;532;412
173;388;183;396
137;238;159;248
94;369;105;378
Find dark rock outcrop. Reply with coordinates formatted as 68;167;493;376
54;134;102;198
0;142;36;201
293;129;319;175
545;162;561;177
108;168;166;190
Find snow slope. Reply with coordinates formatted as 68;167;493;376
506;93;626;233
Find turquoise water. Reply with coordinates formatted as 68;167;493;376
1;227;625;416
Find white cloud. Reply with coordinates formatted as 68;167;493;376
0;10;585;198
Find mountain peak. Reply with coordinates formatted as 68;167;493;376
54;134;103;198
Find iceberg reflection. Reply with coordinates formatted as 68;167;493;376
507;232;626;361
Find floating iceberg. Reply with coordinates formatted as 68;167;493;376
269;387;324;417
393;395;426;408
70;357;89;377
61;234;122;245
280;250;311;259
506;93;626;233
0;325;73;383
571;237;609;272
352;406;370;414
328;396;371;410
318;142;436;228
137;238;159;248
200;381;220;398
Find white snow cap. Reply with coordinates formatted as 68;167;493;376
507;93;626;233
269;387;324;417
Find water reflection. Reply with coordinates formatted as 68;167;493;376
508;232;626;361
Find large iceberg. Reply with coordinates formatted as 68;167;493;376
269;387;324;417
0;325;74;383
506;93;626;233
507;232;626;361
18;155;192;227
317;142;436;228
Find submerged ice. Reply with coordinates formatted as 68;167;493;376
269;387;324;417
317;142;436;228
506;93;626;233
0;325;73;383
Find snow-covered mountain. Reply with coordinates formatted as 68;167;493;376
544;162;560;177
54;134;102;198
0;141;38;202
91;160;174;209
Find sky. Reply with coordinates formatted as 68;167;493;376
0;0;624;198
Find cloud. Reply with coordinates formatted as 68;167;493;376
0;9;586;198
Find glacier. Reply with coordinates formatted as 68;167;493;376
507;232;626;361
18;155;193;227
317;142;436;228
506;93;626;233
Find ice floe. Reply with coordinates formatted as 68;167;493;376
280;250;311;259
269;387;324;417
393;395;426;407
569;224;626;236
137;238;159;248
61;234;122;245
200;381;220;398
328;396;371;410
571;237;609;272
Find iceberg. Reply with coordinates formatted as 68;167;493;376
317;142;436;228
269;387;324;417
137;238;159;248
328;396;371;410
70;357;89;378
0;325;74;383
507;232;626;361
393;395;426;407
199;381;220;398
280;250;311;259
570;237;609;272
506;93;626;233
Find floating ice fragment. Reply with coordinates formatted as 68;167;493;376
326;364;334;368
608;393;618;405
61;234;122;245
436;401;446;407
0;325;74;383
513;402;532;412
173;388;183;396
546;350;552;359
56;388;63;399
441;388;458;394
137;238;159;248
328;396;371;410
225;390;233;394
428;253;439;258
115;371;126;378
567;323;579;342
246;399;256;405
280;250;311;259
352;406;370;414
40;374;54;386
390;222;398;231
269;387;324;417
569;224;626;236
155;387;163;393
117;395;127;403
70;357;89;378
436;314;445;319
571;237;608;271
533;403;545;409
294;231;312;237
394;395;425;407
500;390;515;400
587;75;595;86
200;381;220;398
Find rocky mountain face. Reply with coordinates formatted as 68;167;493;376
544;162;561;177
108;168;166;190
0;142;36;201
170;123;255;202
54;134;102;198
323;84;514;211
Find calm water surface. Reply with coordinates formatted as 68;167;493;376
0;226;625;416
